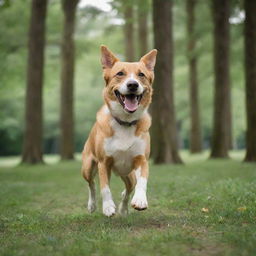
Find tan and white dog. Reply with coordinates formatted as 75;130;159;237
81;46;157;217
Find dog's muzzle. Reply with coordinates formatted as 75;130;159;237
114;90;143;113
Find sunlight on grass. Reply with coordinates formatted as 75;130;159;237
0;150;245;168
0;153;82;167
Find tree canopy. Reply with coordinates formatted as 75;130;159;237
0;0;246;155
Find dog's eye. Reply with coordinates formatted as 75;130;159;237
116;71;124;76
138;72;145;77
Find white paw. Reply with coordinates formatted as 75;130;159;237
87;200;96;213
103;200;116;217
131;190;148;211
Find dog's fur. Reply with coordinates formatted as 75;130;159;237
81;46;157;216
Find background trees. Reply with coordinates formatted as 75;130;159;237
210;0;232;158
60;0;79;160
0;0;255;163
244;0;256;162
151;0;182;164
123;1;135;61
186;0;202;154
137;0;149;57
21;0;48;164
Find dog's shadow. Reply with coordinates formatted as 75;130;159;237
66;210;174;233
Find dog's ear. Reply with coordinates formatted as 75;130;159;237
140;49;158;71
101;45;119;69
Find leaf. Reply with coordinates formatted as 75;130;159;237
201;207;209;213
237;206;247;212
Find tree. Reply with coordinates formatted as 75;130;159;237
60;0;79;160
186;0;202;153
244;0;256;162
123;1;135;61
21;0;48;164
210;0;232;158
151;0;183;164
137;0;149;57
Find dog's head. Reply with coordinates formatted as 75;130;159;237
100;45;157;120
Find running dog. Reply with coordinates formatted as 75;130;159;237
81;46;157;216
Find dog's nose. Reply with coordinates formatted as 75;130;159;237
127;82;139;92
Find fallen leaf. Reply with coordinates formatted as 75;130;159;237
201;207;209;213
237;206;247;212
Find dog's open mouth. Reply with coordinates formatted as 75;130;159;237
115;90;143;113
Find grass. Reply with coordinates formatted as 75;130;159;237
0;151;256;256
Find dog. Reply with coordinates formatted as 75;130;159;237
81;45;157;217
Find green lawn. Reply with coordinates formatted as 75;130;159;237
0;152;256;256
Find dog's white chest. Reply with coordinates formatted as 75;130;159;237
104;121;145;176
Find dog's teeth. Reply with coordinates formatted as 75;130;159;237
137;95;142;101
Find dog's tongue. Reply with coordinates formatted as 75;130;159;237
124;96;138;112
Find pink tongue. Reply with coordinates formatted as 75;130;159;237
124;97;138;112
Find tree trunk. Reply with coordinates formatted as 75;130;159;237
244;0;256;162
151;0;183;164
210;0;232;158
21;0;48;164
137;0;148;57
123;2;135;61
60;0;79;160
186;0;202;153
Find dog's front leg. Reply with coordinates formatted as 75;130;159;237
98;161;116;217
131;156;148;211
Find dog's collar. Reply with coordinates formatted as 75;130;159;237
113;116;138;127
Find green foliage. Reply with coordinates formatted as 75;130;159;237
173;0;246;147
1;152;256;255
0;0;29;155
0;0;247;155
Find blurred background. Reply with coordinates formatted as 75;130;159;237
0;0;255;163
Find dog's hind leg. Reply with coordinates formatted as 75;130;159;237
81;153;97;213
118;172;136;216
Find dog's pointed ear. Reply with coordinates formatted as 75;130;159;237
101;45;119;69
140;49;158;71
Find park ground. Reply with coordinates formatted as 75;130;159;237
0;151;256;256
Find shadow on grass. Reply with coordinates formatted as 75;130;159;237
57;210;184;234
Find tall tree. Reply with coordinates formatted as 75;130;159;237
21;0;48;164
137;0;149;57
151;0;183;164
210;0;232;158
186;0;202;153
244;0;256;162
123;1;135;61
60;0;79;160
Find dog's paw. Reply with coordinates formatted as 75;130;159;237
131;191;148;211
103;200;116;217
87;200;96;213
